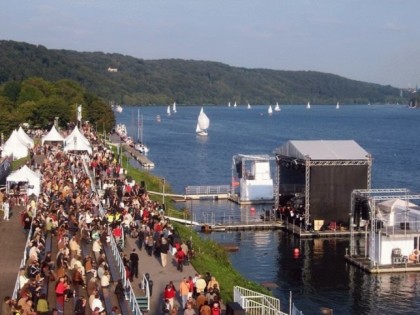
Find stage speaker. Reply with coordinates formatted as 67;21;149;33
226;302;245;315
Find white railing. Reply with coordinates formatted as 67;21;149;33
185;185;231;195
233;286;288;315
12;226;34;299
83;157;145;315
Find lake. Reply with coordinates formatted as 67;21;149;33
117;104;420;314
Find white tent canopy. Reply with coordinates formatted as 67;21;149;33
42;125;65;145
63;126;92;154
17;126;34;148
377;198;418;227
1;130;30;160
6;165;42;197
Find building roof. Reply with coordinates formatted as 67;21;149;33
275;140;370;161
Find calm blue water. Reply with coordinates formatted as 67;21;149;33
117;105;420;315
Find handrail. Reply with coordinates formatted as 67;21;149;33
12;223;36;299
82;157;144;315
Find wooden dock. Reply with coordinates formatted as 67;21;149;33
122;143;155;168
345;255;420;273
202;222;284;232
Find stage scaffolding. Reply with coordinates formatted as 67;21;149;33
275;154;372;226
349;188;420;264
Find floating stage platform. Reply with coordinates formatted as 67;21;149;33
345;255;420;274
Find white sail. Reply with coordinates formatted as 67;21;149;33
274;102;281;111
306;102;311;109
247;103;251;109
336;102;340;109
167;105;171;116
234;102;237;108
173;102;177;113
228;102;231;107
196;107;210;136
268;105;273;116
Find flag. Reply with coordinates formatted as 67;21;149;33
77;105;82;122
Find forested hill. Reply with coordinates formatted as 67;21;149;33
0;40;406;105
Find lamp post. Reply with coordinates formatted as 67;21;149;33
161;177;166;206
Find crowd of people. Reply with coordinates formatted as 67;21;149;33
162;272;222;315
2;123;224;315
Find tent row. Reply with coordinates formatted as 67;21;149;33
1;125;92;160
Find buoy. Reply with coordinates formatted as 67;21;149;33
293;248;300;256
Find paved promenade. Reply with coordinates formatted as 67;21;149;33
123;235;202;314
0;205;27;298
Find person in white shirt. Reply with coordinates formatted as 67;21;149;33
3;199;10;221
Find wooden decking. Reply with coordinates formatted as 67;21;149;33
345;255;420;273
122;144;155;168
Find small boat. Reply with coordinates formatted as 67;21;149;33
228;102;231;107
336;102;340;109
234;102;237;108
306;102;311;109
274;102;281;111
172;102;177;113
196;107;210;136
156;115;161;123
167;105;171;116
268;105;273;116
247;103;251;109
111;102;123;113
136;110;149;154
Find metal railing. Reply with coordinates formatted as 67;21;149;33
83;157;145;315
185;185;231;195
233;286;287;315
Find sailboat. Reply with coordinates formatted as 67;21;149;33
274;102;281;111
172;102;177;113
268;105;273;116
306;102;311;109
134;110;149;154
336;102;340;109
234;102;237;108
228;102;231;107
196;107;210;136
167;105;171;116
247;103;251;109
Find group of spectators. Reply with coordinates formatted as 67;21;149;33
163;272;221;315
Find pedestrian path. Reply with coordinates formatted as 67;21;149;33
123;235;199;313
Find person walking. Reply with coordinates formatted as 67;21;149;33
160;237;169;268
130;248;139;279
3;198;10;221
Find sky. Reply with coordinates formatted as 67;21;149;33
1;0;420;88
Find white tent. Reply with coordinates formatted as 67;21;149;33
1;130;29;160
17;126;34;148
63;126;92;154
377;198;418;227
42;125;65;145
6;165;42;197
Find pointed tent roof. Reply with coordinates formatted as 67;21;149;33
6;165;42;196
1;130;29;160
42;125;65;145
17;126;34;148
63;126;92;154
65;125;90;146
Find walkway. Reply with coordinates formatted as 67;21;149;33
0;205;26;297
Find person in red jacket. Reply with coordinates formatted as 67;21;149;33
175;247;186;272
163;284;176;310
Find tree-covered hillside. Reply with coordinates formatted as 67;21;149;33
0;40;407;105
0;77;115;136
